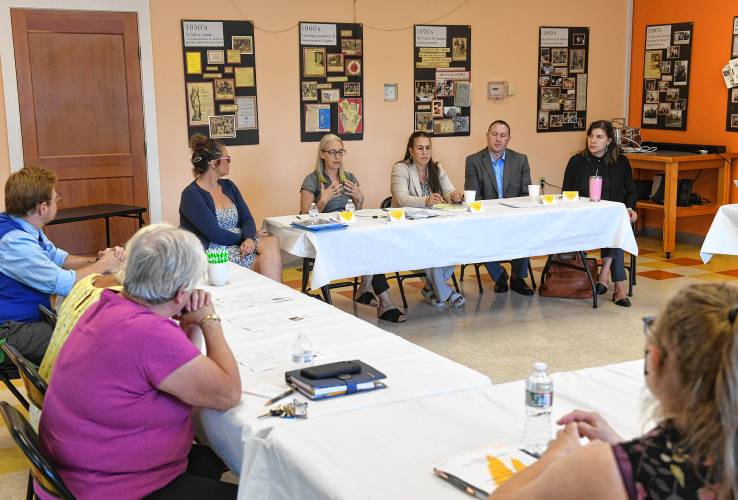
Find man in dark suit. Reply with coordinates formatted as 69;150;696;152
464;120;534;295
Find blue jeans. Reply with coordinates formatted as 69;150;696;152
484;258;529;281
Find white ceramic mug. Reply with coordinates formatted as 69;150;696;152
528;184;541;199
207;262;229;286
464;190;476;205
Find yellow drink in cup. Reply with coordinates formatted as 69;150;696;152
388;208;405;222
338;210;355;223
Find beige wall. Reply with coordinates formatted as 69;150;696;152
0;0;630;224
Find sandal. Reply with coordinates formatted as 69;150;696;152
447;292;465;308
595;283;608;295
614;296;631;307
421;287;446;308
354;291;378;307
378;308;407;323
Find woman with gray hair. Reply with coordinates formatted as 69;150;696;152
39;224;241;499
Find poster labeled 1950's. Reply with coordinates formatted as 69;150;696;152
299;21;363;142
537;26;589;132
413;25;471;137
181;20;259;145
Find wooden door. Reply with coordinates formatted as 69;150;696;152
11;9;148;253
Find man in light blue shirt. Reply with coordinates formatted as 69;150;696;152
0;166;123;364
464;120;534;295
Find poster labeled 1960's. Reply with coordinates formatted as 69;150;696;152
537;26;589;132
299;22;363;142
413;25;471;137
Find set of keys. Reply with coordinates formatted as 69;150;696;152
258;399;308;420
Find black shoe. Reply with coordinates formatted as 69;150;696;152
510;277;534;296
595;283;608;295
614;297;631;307
494;269;509;293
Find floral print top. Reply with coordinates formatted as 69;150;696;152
207;206;257;268
612;422;719;500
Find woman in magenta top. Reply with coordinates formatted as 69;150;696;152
38;224;241;500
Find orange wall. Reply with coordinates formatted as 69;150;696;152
1;0;630;226
629;0;738;235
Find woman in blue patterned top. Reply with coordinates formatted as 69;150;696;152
490;282;737;500
180;134;282;282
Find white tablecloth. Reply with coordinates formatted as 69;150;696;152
237;360;649;500
265;198;639;289
195;265;491;473
701;204;738;262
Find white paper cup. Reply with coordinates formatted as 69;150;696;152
207;262;229;286
528;184;541;198
464;190;476;205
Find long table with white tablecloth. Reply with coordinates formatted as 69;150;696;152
701;204;738;263
265;198;638;290
237;360;648;500
196;265;647;500
195;265;491;473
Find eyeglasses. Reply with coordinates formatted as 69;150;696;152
322;149;346;158
218;156;231;163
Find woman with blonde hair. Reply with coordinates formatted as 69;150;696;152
300;134;406;323
491;282;737;500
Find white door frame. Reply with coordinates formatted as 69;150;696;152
0;0;162;222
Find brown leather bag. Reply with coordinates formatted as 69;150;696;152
538;253;599;298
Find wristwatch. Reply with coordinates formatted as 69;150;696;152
198;313;221;328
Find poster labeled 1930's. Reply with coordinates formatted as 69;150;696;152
413;25;471;137
299;21;363;142
537;26;589;132
641;22;693;131
181;20;259;145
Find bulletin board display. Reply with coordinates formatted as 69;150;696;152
299;22;364;142
181;20;259;146
641;22;693;131
413;24;471;137
536;26;589;132
725;17;738;131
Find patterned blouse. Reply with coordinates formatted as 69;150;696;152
208;205;257;268
612;422;719;500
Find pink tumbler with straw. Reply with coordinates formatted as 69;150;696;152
589;176;602;202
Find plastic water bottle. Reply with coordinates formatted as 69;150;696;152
345;198;355;213
291;332;314;364
522;362;553;456
308;203;319;225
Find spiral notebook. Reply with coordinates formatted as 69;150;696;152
433;444;538;498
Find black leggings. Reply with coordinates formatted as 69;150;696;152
144;445;237;500
370;274;390;296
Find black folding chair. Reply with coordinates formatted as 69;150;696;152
0;345;29;411
299;257;358;305
38;305;57;329
1;343;47;410
0;402;75;500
